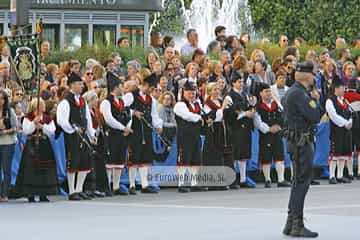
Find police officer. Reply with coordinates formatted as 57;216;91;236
282;61;320;238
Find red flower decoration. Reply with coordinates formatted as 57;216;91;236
260;101;278;112
112;99;125;111
137;94;152;105
75;98;86;108
188;102;201;114
205;98;222;110
336;99;349;110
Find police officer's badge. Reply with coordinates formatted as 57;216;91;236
309;100;317;109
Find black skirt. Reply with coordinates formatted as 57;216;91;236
15;135;58;197
231;126;252;160
203;122;225;166
331;128;352;157
258;133;284;164
106;129;128;166
84;133;109;192
128;125;154;165
64;132;93;172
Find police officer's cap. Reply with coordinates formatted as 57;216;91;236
183;80;197;91
295;61;315;75
106;71;121;91
230;71;243;84
67;72;83;85
142;73;157;88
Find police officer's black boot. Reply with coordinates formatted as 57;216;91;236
282;212;293;236
290;215;318;238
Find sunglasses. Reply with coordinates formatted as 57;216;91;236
283;39;288;42
15;93;24;97
86;72;93;76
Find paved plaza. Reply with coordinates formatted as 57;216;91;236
1;180;359;240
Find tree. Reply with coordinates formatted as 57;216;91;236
248;0;360;47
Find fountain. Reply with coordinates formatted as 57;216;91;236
151;0;254;50
185;0;253;49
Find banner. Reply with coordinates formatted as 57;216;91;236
7;37;40;94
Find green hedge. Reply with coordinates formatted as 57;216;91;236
44;45;149;66
44;43;360;67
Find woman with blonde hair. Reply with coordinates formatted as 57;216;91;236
92;64;106;87
157;91;177;157
208;60;224;83
15;98;58;202
202;83;232;190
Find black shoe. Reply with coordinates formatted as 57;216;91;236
178;186;190;193
229;183;240;189
338;177;351;184
310;180;321;185
282;213;293;236
329;177;337;184
85;191;96;198
113;189;129;196
290;215;318;238
78;192;92;200
39;196;50;202
190;186;208;192
240;182;256;188
28;196;36;203
264;181;272;188
68;193;82;201
93;191;105;198
348;175;354;181
278;181;292;188
129;187;137;195
105;189;113;197
141;186;159;194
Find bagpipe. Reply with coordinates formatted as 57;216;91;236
72;124;97;155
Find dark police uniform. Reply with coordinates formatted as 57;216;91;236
282;61;320;238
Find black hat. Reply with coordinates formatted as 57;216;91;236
332;76;344;88
183;79;197;91
143;73;157;88
295;61;315;75
107;71;121;92
67;72;83;85
257;82;271;93
230;71;243;84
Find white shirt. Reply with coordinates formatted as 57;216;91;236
22;116;56;138
56;93;95;138
224;88;248;120
325;97;352;127
174;100;202;123
180;42;197;56
253;101;276;134
125;91;163;129
99;95;133;131
270;84;289;110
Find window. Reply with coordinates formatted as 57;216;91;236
120;25;144;48
64;24;88;51
42;24;60;49
93;25;116;47
0;24;3;36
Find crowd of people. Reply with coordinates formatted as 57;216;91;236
0;25;359;203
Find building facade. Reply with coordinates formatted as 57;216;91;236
0;0;162;50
